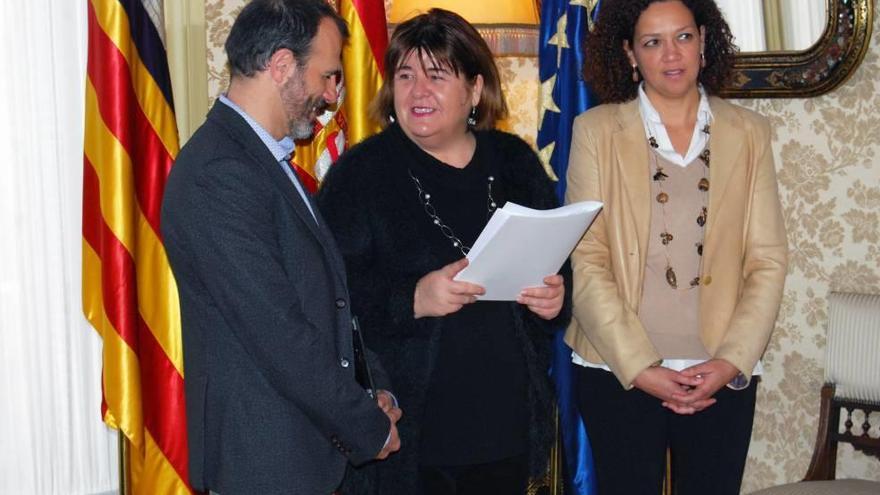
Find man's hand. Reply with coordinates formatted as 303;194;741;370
376;390;396;413
518;274;565;320
414;258;485;318
668;359;740;413
375;390;402;460
632;366;715;415
375;421;400;460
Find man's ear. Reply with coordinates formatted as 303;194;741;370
268;48;297;86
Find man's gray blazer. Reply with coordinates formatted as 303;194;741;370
161;101;390;495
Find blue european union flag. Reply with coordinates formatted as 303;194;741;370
538;1;601;494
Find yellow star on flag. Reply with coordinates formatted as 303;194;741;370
538;142;560;181
571;0;600;30
547;13;569;67
539;74;562;124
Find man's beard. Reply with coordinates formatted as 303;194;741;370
281;72;327;140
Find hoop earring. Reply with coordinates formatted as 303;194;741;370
631;64;640;83
467;106;477;127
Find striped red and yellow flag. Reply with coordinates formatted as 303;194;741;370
292;0;388;192
82;0;192;493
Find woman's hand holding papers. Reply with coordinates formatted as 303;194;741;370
414;258;486;318
518;274;565;320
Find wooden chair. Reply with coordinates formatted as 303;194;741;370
751;292;880;495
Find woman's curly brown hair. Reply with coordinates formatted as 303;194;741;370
583;0;737;103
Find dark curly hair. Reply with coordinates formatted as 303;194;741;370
583;0;737;103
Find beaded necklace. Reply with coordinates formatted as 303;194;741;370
408;169;497;257
648;123;711;290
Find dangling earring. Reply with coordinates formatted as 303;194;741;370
467;106;477;127
700;51;706;68
388;113;396;123
631;64;640;83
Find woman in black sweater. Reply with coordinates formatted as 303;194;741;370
318;9;569;495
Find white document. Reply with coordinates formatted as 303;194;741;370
454;200;603;300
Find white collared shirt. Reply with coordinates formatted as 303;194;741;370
637;83;713;168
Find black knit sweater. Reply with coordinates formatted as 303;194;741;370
317;124;571;494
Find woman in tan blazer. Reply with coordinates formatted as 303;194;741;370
565;1;787;494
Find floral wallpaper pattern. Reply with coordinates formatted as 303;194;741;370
203;1;880;491
732;5;880;489
496;57;540;148
205;0;239;106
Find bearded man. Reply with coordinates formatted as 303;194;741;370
161;1;400;493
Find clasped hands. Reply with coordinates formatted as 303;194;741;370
374;390;402;460
413;258;564;320
632;359;740;415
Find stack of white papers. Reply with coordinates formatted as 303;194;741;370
454;200;603;300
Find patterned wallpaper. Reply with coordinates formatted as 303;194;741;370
203;1;880;492
496;57;540;148
733;5;880;490
205;0;238;104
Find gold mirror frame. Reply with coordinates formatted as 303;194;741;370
468;0;872;99
720;0;873;98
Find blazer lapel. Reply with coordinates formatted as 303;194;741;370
208;102;326;244
248;143;350;289
612;100;651;264
257;156;351;290
704;97;746;243
311;205;351;290
259;154;326;242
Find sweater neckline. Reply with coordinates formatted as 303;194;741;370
387;122;492;191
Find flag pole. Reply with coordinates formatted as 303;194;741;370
118;433;130;495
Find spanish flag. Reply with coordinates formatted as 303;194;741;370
82;0;193;493
292;0;388;192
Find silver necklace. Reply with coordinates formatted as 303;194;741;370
408;169;497;257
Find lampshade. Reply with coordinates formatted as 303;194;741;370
388;0;540;25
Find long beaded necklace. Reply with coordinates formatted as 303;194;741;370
649;123;711;290
408;169;497;257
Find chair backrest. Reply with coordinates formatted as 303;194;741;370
802;291;880;481
825;291;880;402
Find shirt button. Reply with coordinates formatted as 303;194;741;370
336;298;346;309
340;358;350;368
703;275;713;286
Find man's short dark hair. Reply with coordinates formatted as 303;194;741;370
225;0;349;78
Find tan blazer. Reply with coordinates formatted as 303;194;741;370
564;96;788;389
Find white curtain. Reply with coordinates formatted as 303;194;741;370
0;1;119;494
716;0;767;51
717;0;826;52
779;0;826;51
